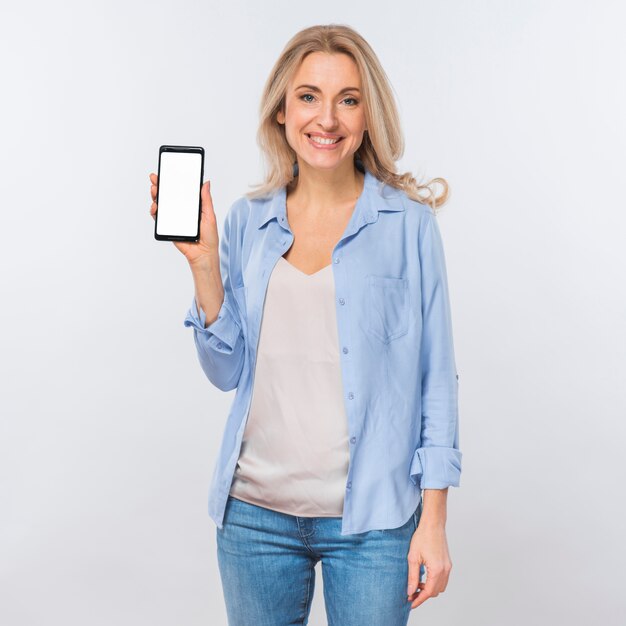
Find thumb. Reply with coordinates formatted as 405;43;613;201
200;180;213;213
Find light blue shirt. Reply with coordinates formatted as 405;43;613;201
183;168;462;535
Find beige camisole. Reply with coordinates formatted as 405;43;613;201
228;255;350;516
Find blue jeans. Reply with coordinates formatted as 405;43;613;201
216;495;424;625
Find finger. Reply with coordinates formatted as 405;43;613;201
422;567;446;597
409;587;430;608
407;583;425;609
151;183;157;201
408;581;426;599
438;567;451;593
410;580;434;609
200;180;212;213
407;559;420;597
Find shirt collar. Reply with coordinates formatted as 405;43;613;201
256;168;405;231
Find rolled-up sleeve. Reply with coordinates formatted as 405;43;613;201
409;208;462;490
184;294;241;355
182;200;246;392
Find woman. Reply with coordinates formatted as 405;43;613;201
149;23;461;626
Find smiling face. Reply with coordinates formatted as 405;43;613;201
276;52;367;175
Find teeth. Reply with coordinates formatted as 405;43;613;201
308;135;341;145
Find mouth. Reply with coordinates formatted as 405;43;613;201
305;133;344;146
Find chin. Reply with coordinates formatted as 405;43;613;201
301;153;355;169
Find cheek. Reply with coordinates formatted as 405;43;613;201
285;124;302;145
339;111;366;135
285;104;309;125
351;113;367;133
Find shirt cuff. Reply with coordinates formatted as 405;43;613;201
409;446;462;489
183;295;241;354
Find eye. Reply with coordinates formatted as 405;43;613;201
300;93;315;103
343;97;359;106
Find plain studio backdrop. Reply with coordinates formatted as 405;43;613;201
1;1;624;624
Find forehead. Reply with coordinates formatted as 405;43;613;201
289;52;361;89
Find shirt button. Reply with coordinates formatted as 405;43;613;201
217;342;223;349
347;481;352;489
350;436;356;444
342;346;349;354
348;392;354;400
339;298;345;305
334;258;340;263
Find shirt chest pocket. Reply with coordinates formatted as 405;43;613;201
367;275;410;343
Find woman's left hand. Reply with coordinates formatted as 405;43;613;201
406;521;453;609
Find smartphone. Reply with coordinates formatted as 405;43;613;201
154;145;205;241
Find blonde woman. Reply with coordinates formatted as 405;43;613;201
149;23;462;626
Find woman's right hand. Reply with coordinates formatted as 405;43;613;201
149;173;220;267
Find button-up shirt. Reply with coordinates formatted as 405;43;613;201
183;168;462;535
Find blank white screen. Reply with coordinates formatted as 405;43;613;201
156;151;202;237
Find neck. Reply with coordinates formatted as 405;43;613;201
287;160;364;210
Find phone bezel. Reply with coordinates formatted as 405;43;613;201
154;144;205;242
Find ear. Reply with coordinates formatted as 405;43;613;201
277;109;285;125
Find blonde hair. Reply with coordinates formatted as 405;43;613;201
245;23;450;213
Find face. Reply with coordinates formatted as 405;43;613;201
276;52;367;174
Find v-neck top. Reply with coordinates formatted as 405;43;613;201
228;255;350;516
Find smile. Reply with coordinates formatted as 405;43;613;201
306;133;344;148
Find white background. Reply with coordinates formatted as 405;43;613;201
1;1;624;624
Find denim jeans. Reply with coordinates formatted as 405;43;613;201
216;495;424;625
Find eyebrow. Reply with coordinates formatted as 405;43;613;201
294;84;361;94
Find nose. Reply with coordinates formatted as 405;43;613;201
317;100;339;130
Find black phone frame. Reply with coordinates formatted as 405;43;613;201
154;144;205;242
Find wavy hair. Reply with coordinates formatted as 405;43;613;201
245;23;450;213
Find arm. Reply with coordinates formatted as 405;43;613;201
409;208;462;497
406;208;460;608
183;201;245;391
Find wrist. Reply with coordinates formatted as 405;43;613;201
420;488;448;528
188;254;219;275
418;514;447;530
